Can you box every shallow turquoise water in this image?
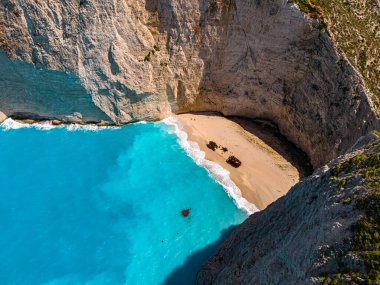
[0,120,246,285]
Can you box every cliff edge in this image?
[0,0,379,167]
[197,132,380,284]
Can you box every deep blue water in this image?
[0,120,246,285]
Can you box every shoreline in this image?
[176,113,305,210]
[0,111,162,127]
[163,116,259,214]
[0,117,123,131]
[1,114,307,212]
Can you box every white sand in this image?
[176,113,300,210]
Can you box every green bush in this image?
[144,52,151,62]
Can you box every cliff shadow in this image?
[0,52,111,123]
[161,225,237,285]
[180,111,314,179]
[227,116,314,178]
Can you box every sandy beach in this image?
[176,113,309,210]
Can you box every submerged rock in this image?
[181,209,191,218]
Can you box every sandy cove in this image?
[176,113,310,211]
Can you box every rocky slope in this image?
[0,0,379,167]
[290,0,380,111]
[197,131,380,284]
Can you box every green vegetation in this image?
[288,0,380,113]
[13,10,21,17]
[144,52,151,62]
[322,134,380,284]
[342,197,351,205]
[288,0,322,19]
[337,179,346,190]
[144,45,160,63]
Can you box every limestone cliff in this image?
[290,0,380,111]
[197,132,380,284]
[0,0,379,167]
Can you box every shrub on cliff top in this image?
[321,134,380,284]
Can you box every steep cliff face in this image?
[197,132,380,284]
[0,0,379,166]
[0,0,173,122]
[177,0,379,167]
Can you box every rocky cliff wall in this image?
[0,0,379,166]
[197,132,380,284]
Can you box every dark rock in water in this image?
[181,209,191,217]
[206,141,218,151]
[226,156,241,168]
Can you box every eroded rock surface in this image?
[0,0,379,166]
[197,133,380,284]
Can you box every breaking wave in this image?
[162,116,259,214]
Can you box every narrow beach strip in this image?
[163,116,259,215]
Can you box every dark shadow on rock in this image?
[228,116,314,178]
[182,111,314,178]
[161,225,237,285]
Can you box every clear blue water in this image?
[0,120,246,285]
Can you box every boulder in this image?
[226,156,242,168]
[206,141,218,151]
[0,111,7,123]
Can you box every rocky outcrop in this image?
[0,111,7,123]
[188,0,380,167]
[0,0,379,166]
[197,132,380,284]
[0,0,172,123]
[290,0,380,111]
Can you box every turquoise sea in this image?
[0,118,252,285]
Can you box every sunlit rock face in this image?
[0,0,379,166]
[0,0,172,123]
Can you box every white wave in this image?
[65,124,119,132]
[1,116,258,214]
[0,118,56,131]
[0,118,120,132]
[134,120,147,125]
[162,116,259,215]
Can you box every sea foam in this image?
[163,116,259,214]
[0,118,119,132]
[1,118,56,131]
[1,117,258,214]
[0,118,247,285]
